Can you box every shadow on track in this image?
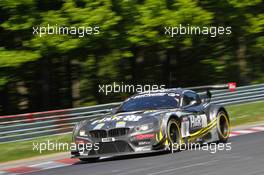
[72,139,235,165]
[73,151,169,165]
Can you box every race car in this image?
[71,85,231,161]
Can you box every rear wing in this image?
[189,82,236,102]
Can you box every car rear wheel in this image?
[167,119,181,152]
[217,111,230,143]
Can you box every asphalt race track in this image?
[26,131,264,175]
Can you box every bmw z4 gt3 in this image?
[71,86,230,161]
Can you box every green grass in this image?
[226,101,264,126]
[0,101,264,163]
[0,134,71,163]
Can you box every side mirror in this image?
[199,90,212,103]
[206,90,212,103]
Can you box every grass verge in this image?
[0,134,71,163]
[0,101,264,163]
[226,101,264,126]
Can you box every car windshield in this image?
[116,93,179,113]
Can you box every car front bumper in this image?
[71,129,166,158]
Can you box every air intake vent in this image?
[108,128,130,137]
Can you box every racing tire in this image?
[167,119,182,152]
[79,157,100,162]
[217,111,230,143]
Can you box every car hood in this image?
[82,109,179,131]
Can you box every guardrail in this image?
[0,83,264,143]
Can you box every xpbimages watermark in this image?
[164,24,232,38]
[98,82,165,95]
[32,24,100,37]
[166,142,232,154]
[32,140,99,154]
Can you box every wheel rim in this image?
[218,113,230,139]
[169,122,179,144]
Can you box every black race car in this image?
[71,85,230,161]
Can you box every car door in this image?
[181,91,208,134]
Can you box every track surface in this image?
[25,131,264,175]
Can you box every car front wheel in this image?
[167,119,182,152]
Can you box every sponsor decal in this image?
[116,121,126,128]
[92,115,142,125]
[138,141,151,145]
[135,147,151,152]
[102,137,115,142]
[168,93,180,97]
[190,115,202,128]
[189,114,207,129]
[134,133,155,140]
[181,116,190,137]
[133,93,167,99]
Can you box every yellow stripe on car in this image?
[188,117,218,142]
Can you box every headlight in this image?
[79,129,87,136]
[135,123,153,131]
